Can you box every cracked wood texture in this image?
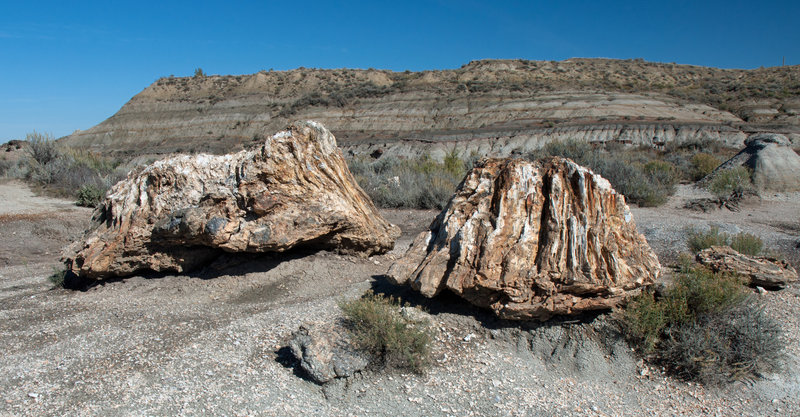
[64,121,399,280]
[388,157,660,320]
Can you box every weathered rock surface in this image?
[63,121,399,279]
[697,246,799,289]
[388,157,660,320]
[706,133,800,192]
[288,323,370,384]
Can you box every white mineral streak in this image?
[64,121,399,279]
[388,157,660,320]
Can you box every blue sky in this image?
[1,0,798,142]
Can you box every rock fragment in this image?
[697,245,798,289]
[288,323,370,384]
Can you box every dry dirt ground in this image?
[0,180,798,416]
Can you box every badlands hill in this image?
[61,58,800,159]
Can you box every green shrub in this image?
[690,153,721,181]
[48,268,66,288]
[76,184,106,207]
[659,304,783,384]
[621,265,781,384]
[729,232,764,256]
[708,166,752,198]
[686,226,730,253]
[339,291,432,374]
[686,226,765,256]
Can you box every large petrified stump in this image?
[388,157,660,320]
[64,121,399,280]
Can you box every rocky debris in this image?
[288,323,370,384]
[63,121,400,279]
[706,133,800,192]
[697,246,799,289]
[388,157,661,320]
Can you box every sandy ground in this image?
[0,181,798,416]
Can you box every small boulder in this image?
[388,157,661,321]
[705,133,800,192]
[696,246,798,289]
[288,323,370,384]
[64,121,400,279]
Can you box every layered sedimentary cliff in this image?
[61,59,800,159]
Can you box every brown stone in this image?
[697,245,798,289]
[63,121,400,280]
[388,157,660,320]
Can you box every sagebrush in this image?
[8,132,128,207]
[348,151,472,209]
[621,264,783,384]
[338,291,432,374]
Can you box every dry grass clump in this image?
[687,226,764,256]
[338,291,432,374]
[621,263,784,384]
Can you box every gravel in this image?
[0,183,798,416]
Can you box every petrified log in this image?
[388,157,660,320]
[64,121,399,279]
[697,246,798,289]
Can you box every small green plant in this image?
[686,226,765,256]
[729,232,764,256]
[707,166,751,198]
[194,67,206,78]
[621,265,781,384]
[48,268,67,288]
[338,290,432,374]
[76,184,106,207]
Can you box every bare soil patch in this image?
[0,181,798,416]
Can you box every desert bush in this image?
[338,290,432,373]
[348,154,468,209]
[686,226,765,256]
[621,265,782,384]
[76,184,106,207]
[26,131,59,166]
[690,153,721,181]
[659,304,783,384]
[707,166,752,198]
[19,132,125,206]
